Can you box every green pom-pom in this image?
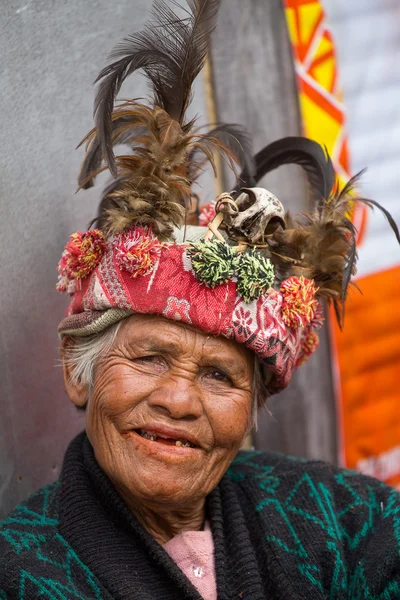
[236,251,275,302]
[188,240,237,288]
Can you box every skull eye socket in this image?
[237,191,254,212]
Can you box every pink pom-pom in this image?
[199,202,216,227]
[114,227,162,278]
[56,229,106,292]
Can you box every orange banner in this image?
[333,266,400,488]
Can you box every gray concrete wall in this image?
[0,0,210,517]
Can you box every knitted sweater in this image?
[1,433,400,599]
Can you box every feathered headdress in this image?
[57,0,399,398]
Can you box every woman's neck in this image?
[117,486,206,545]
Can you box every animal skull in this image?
[228,187,286,244]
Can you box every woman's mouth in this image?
[131,429,199,449]
[137,429,195,447]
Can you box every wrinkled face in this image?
[85,314,254,507]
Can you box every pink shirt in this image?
[164,522,217,600]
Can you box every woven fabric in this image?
[58,236,305,394]
[1,432,400,599]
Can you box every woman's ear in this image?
[60,337,89,408]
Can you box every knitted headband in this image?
[57,0,400,395]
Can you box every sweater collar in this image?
[59,432,204,599]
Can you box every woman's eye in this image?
[135,355,166,368]
[205,369,232,384]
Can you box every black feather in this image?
[333,171,400,245]
[341,227,357,305]
[94,0,221,176]
[188,124,255,182]
[334,298,344,330]
[78,116,146,189]
[355,197,400,244]
[334,170,365,204]
[334,170,400,301]
[237,136,336,204]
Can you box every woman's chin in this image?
[106,432,210,504]
[121,467,204,505]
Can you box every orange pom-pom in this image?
[280,276,319,328]
[296,331,320,367]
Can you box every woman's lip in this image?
[128,424,202,449]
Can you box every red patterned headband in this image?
[57,218,323,395]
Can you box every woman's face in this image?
[81,314,254,506]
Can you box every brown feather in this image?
[79,99,242,239]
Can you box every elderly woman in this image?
[2,1,400,598]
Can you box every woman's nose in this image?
[147,376,203,419]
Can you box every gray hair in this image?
[62,320,269,417]
[63,320,125,387]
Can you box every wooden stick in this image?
[269,251,301,264]
[204,213,224,241]
[203,54,225,198]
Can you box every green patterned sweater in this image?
[1,433,400,599]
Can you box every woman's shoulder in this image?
[0,479,61,538]
[0,479,107,599]
[0,481,61,589]
[227,449,400,596]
